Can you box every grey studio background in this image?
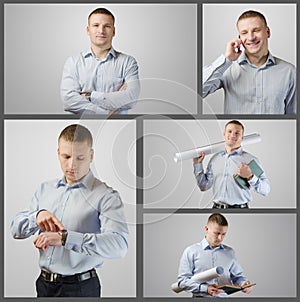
[202,3,296,114]
[4,4,197,115]
[144,119,296,208]
[143,213,297,297]
[4,120,136,297]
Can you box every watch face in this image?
[85,92,91,97]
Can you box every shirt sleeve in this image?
[64,190,129,259]
[229,250,248,286]
[193,162,214,191]
[10,188,41,239]
[202,54,232,98]
[177,248,208,294]
[248,160,270,196]
[90,56,140,112]
[284,65,296,114]
[60,56,109,115]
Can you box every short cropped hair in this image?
[225,120,244,132]
[58,124,93,147]
[88,7,115,24]
[237,10,268,27]
[207,213,228,226]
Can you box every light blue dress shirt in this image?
[203,52,296,114]
[11,170,128,275]
[177,238,248,298]
[194,147,270,205]
[61,47,140,115]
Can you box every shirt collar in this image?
[201,237,224,250]
[238,51,276,67]
[221,146,243,156]
[56,170,95,190]
[83,47,116,59]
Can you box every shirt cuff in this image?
[64,230,84,251]
[199,283,208,293]
[248,174,258,186]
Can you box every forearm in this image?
[177,276,208,293]
[90,79,140,111]
[202,55,231,98]
[194,163,213,191]
[64,230,128,258]
[248,174,270,196]
[61,90,108,114]
[11,210,40,239]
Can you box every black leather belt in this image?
[41,269,96,283]
[213,202,248,209]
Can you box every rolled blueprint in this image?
[174,133,261,163]
[171,266,224,293]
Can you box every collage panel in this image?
[202,3,296,115]
[4,3,197,116]
[4,120,136,297]
[144,119,296,209]
[1,1,299,301]
[144,213,297,298]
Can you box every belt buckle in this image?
[50,273,59,282]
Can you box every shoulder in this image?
[272,56,296,75]
[37,178,60,192]
[114,50,138,64]
[221,244,236,254]
[210,151,224,162]
[64,51,91,64]
[240,150,258,161]
[183,242,201,255]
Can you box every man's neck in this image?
[245,51,269,67]
[225,145,241,155]
[91,45,111,60]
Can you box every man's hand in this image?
[36,210,64,232]
[119,82,127,91]
[237,163,253,179]
[225,38,243,62]
[242,281,254,294]
[33,232,62,251]
[207,284,224,296]
[193,151,205,164]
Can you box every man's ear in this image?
[90,148,94,162]
[266,26,271,38]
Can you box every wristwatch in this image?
[84,92,92,98]
[58,230,68,246]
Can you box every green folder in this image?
[218,283,256,295]
[234,159,264,189]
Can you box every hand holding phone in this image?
[224,37,243,62]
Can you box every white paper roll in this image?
[171,266,224,293]
[174,133,261,163]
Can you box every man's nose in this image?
[98,24,105,32]
[247,31,255,40]
[68,158,76,169]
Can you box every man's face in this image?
[223,123,244,150]
[87,13,115,49]
[205,222,228,248]
[237,16,270,57]
[58,139,94,186]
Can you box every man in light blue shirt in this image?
[193,120,270,208]
[11,124,128,297]
[177,213,253,297]
[61,8,140,115]
[203,10,296,114]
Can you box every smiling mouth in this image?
[246,40,260,47]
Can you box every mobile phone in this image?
[235,35,242,53]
